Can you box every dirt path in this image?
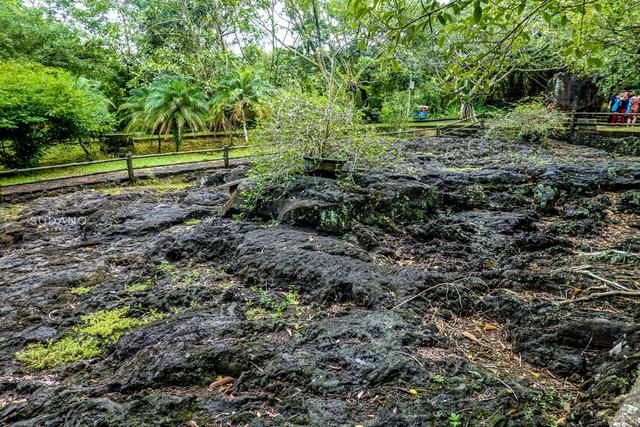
[0,158,248,200]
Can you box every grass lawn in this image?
[0,146,256,186]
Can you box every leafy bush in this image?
[380,91,410,129]
[245,90,394,208]
[0,61,113,167]
[486,102,565,143]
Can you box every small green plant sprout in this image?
[184,218,201,226]
[70,286,92,296]
[189,300,200,308]
[248,288,300,319]
[432,373,446,384]
[448,412,462,427]
[125,281,152,292]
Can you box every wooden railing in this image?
[0,145,249,186]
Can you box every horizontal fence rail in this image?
[0,145,253,188]
[9,112,633,190]
[0,123,445,188]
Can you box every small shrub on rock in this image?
[486,102,565,144]
[245,90,396,211]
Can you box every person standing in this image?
[610,92,629,126]
[627,92,640,126]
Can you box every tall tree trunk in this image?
[460,98,476,120]
[173,128,182,152]
[241,110,249,143]
[78,139,92,159]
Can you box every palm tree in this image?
[121,78,208,152]
[211,70,273,143]
[144,78,209,152]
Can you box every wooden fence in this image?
[0,145,249,186]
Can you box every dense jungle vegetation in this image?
[1,0,639,168]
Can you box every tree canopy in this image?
[2,0,640,164]
[0,61,112,167]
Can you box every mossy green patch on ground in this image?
[0,204,26,222]
[184,218,201,226]
[16,306,164,369]
[77,307,162,340]
[15,336,101,370]
[69,286,92,295]
[124,281,153,292]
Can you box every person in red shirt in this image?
[627,92,640,126]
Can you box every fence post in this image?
[570,110,577,134]
[126,152,135,183]
[436,126,441,137]
[223,145,230,168]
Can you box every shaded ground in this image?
[0,137,639,426]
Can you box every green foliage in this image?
[0,61,113,167]
[245,89,393,210]
[448,412,462,427]
[0,0,124,101]
[15,306,163,369]
[432,374,446,384]
[209,69,273,141]
[121,78,208,152]
[486,102,565,143]
[248,287,300,319]
[380,91,410,129]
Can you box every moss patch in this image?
[15,336,101,370]
[125,281,152,292]
[16,306,164,369]
[70,286,92,296]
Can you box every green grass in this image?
[97,177,193,196]
[0,146,256,186]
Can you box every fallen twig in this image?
[558,290,640,305]
[396,351,424,369]
[573,269,632,292]
[496,377,518,401]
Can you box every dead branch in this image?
[558,290,640,305]
[572,268,632,292]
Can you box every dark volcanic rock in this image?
[0,140,639,426]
